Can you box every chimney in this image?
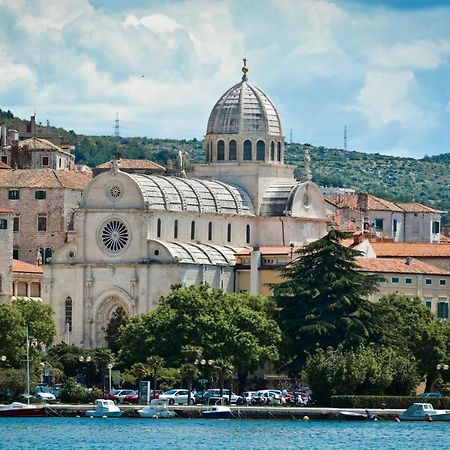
[406,256,413,265]
[357,192,368,212]
[114,152,121,160]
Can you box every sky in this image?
[1,0,450,158]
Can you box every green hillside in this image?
[2,108,450,216]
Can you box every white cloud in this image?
[123,13,182,34]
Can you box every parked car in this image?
[194,389,242,405]
[124,390,162,404]
[158,389,191,405]
[251,390,282,405]
[104,389,137,404]
[238,391,257,405]
[35,384,57,403]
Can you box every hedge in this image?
[331,395,450,409]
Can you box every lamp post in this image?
[437,363,449,383]
[194,358,214,404]
[79,356,92,386]
[107,363,113,393]
[39,362,45,384]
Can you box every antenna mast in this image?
[114,112,120,138]
[344,125,347,151]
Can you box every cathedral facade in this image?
[43,64,328,349]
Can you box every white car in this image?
[205,389,242,405]
[35,385,56,403]
[158,389,191,405]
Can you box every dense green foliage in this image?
[105,307,129,355]
[304,345,418,405]
[273,229,380,373]
[59,377,102,404]
[331,395,450,409]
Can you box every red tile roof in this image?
[357,257,450,275]
[396,202,440,213]
[96,159,165,171]
[12,260,43,274]
[371,242,450,257]
[0,169,91,189]
[0,208,13,213]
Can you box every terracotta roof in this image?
[325,194,403,212]
[396,202,440,213]
[0,161,11,169]
[12,260,43,274]
[357,257,450,275]
[8,137,63,151]
[0,169,91,189]
[0,208,13,213]
[372,242,450,257]
[96,159,166,171]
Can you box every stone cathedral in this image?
[43,63,327,348]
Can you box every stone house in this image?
[0,208,13,303]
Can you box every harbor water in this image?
[0,417,448,449]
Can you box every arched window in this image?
[217,140,225,161]
[257,140,265,161]
[229,140,237,161]
[246,224,251,244]
[44,248,53,264]
[157,218,162,238]
[191,221,196,240]
[227,223,232,242]
[174,220,178,239]
[270,141,275,161]
[208,222,213,241]
[65,297,73,332]
[205,147,210,163]
[277,142,282,161]
[243,140,252,160]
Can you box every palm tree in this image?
[212,359,235,404]
[181,345,203,405]
[147,356,165,400]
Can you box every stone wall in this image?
[0,211,13,303]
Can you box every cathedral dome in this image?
[206,67,282,137]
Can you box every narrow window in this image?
[35,190,46,200]
[374,219,383,231]
[217,140,225,161]
[229,140,237,161]
[433,221,440,234]
[13,217,19,232]
[1,155,7,164]
[437,300,448,319]
[270,141,275,161]
[243,140,252,160]
[42,156,49,166]
[8,189,19,200]
[208,222,213,241]
[157,218,162,238]
[246,224,251,244]
[277,142,281,161]
[65,297,73,332]
[0,219,7,230]
[424,298,432,309]
[227,224,232,242]
[37,215,47,232]
[13,248,19,260]
[205,147,210,163]
[256,140,265,161]
[0,275,2,292]
[191,221,196,240]
[393,219,398,234]
[174,220,178,239]
[44,248,53,264]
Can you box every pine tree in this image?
[273,229,379,374]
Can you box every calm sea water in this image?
[0,417,447,449]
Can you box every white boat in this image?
[138,399,176,418]
[340,410,378,421]
[85,399,123,418]
[202,404,232,419]
[400,403,450,421]
[0,402,46,418]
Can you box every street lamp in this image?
[437,363,449,383]
[194,358,214,404]
[107,363,113,393]
[79,356,92,385]
[39,362,45,384]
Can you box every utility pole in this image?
[114,112,120,138]
[344,125,347,151]
[290,128,293,144]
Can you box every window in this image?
[270,141,275,161]
[0,219,7,229]
[44,248,53,264]
[208,222,213,241]
[412,222,420,234]
[1,155,7,164]
[205,147,210,163]
[42,156,49,166]
[190,221,196,240]
[405,278,413,284]
[8,189,19,200]
[157,218,161,238]
[425,278,432,285]
[432,221,440,234]
[13,217,19,232]
[246,224,251,244]
[37,215,47,232]
[174,220,178,239]
[374,219,384,231]
[217,140,225,161]
[35,190,46,200]
[65,298,73,332]
[437,300,448,319]
[227,223,232,243]
[393,219,398,234]
[13,249,19,260]
[379,276,386,283]
[424,298,432,309]
[229,140,237,160]
[392,277,399,284]
[243,140,252,160]
[277,142,281,161]
[256,140,265,161]
[440,279,446,286]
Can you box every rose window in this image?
[100,219,129,253]
[110,185,121,198]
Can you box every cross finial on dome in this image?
[242,57,248,82]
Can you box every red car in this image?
[104,389,136,404]
[124,390,162,404]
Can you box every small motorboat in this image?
[202,404,232,419]
[85,399,123,418]
[138,399,175,419]
[340,410,378,421]
[400,403,450,421]
[0,402,46,418]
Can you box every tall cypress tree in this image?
[273,229,379,374]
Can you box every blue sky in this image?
[1,0,450,158]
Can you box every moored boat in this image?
[202,404,232,419]
[85,399,123,418]
[340,410,378,421]
[138,399,175,418]
[0,402,46,418]
[400,403,450,421]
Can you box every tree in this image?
[105,307,129,355]
[117,285,281,391]
[272,229,380,374]
[147,356,165,399]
